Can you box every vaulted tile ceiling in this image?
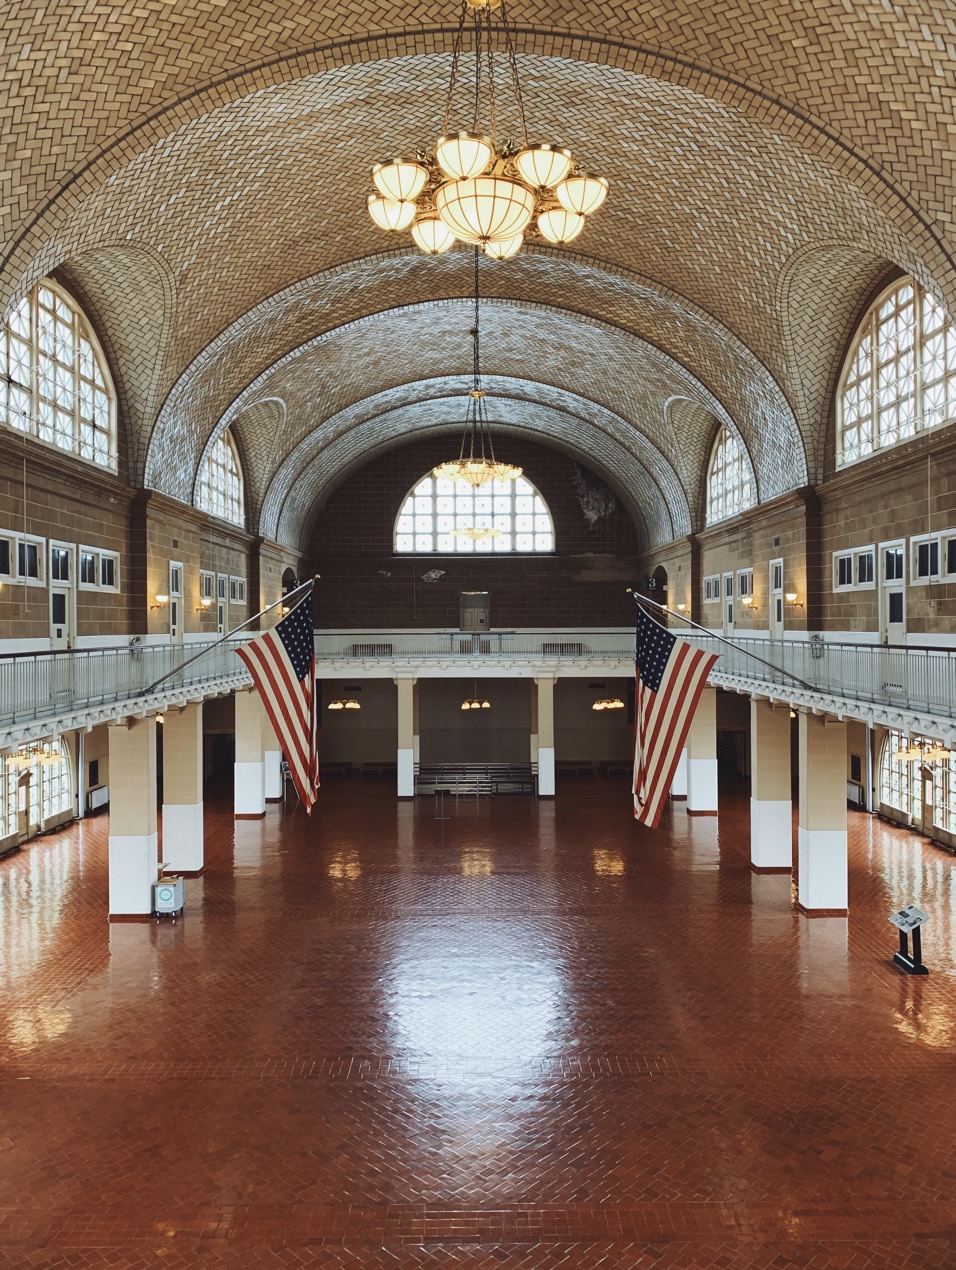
[2,1,953,550]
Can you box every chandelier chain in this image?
[484,8,497,146]
[442,1,470,136]
[499,0,528,145]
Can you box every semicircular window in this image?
[394,472,554,553]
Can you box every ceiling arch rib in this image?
[144,249,805,503]
[265,403,677,554]
[253,374,691,547]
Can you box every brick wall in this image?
[307,437,641,629]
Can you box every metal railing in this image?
[313,629,635,659]
[682,634,956,720]
[0,638,253,727]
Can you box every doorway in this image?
[49,542,75,650]
[879,539,906,645]
[768,558,784,639]
[722,572,734,635]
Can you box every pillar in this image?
[670,749,687,799]
[535,675,555,797]
[235,689,265,818]
[412,682,420,774]
[396,677,415,798]
[262,707,282,802]
[108,716,158,919]
[686,685,718,814]
[162,702,204,875]
[798,712,848,915]
[750,699,792,870]
[529,681,539,768]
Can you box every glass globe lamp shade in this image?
[367,195,417,232]
[461,701,470,711]
[483,234,523,260]
[480,700,491,709]
[435,177,535,244]
[536,207,585,245]
[411,216,457,255]
[514,143,573,189]
[434,132,494,180]
[372,158,429,202]
[555,173,609,216]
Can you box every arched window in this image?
[198,429,244,526]
[706,426,755,524]
[394,472,554,553]
[838,277,956,466]
[1,280,116,469]
[1,739,72,840]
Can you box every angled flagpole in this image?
[630,590,818,692]
[140,575,319,696]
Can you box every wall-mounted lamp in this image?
[785,592,803,609]
[676,602,687,613]
[196,597,213,613]
[741,595,757,610]
[151,593,169,610]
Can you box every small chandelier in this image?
[366,0,608,258]
[433,248,522,488]
[328,698,362,711]
[592,697,625,711]
[893,736,952,763]
[461,681,492,710]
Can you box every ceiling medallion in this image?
[366,0,608,258]
[433,248,522,488]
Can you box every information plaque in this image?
[889,905,930,975]
[888,905,929,933]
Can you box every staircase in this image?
[415,763,537,796]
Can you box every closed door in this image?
[768,558,784,638]
[217,574,228,636]
[879,540,906,645]
[49,544,74,650]
[169,561,183,642]
[722,572,734,634]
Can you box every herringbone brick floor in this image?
[1,780,954,1267]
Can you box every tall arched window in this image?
[880,729,956,835]
[706,426,755,524]
[198,429,244,527]
[838,277,956,466]
[394,472,554,553]
[1,739,72,840]
[1,280,116,469]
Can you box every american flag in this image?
[633,604,718,828]
[236,590,319,813]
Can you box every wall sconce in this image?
[676,602,687,613]
[785,592,803,609]
[151,593,169,610]
[741,595,757,610]
[196,597,212,613]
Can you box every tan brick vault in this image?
[2,3,955,549]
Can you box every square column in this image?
[529,681,539,767]
[235,689,265,819]
[798,712,848,915]
[162,702,204,875]
[535,675,555,797]
[686,685,718,814]
[670,749,687,800]
[750,699,792,871]
[396,677,416,798]
[262,707,283,802]
[108,717,158,919]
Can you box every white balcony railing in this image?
[313,629,635,659]
[0,637,254,727]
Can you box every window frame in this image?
[1,529,47,587]
[736,568,753,598]
[393,470,555,555]
[1,278,117,471]
[703,575,721,602]
[705,425,756,526]
[837,277,956,468]
[910,532,943,585]
[197,428,245,527]
[833,544,875,592]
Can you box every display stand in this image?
[889,905,929,976]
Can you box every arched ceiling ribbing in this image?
[4,5,955,550]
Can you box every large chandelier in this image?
[433,248,522,488]
[366,0,608,258]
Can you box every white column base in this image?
[670,749,688,799]
[397,747,415,798]
[538,746,555,797]
[234,761,265,817]
[161,802,204,873]
[797,826,848,912]
[109,830,159,916]
[687,757,718,813]
[263,749,282,801]
[750,798,792,869]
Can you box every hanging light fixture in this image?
[893,736,953,763]
[434,248,522,488]
[365,0,608,258]
[592,697,625,712]
[461,680,491,710]
[328,698,362,711]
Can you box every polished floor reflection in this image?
[1,780,955,1267]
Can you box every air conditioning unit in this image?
[153,876,184,917]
